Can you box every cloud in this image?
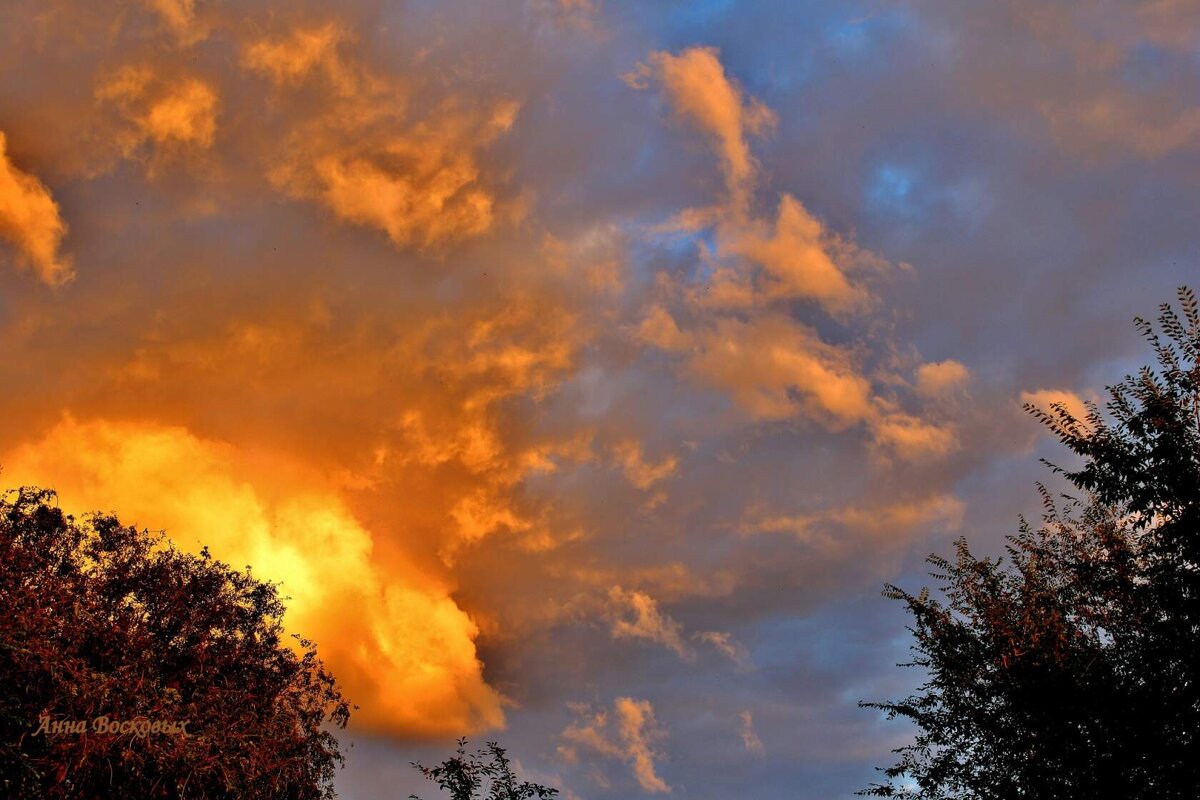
[1042,97,1200,160]
[685,314,875,425]
[631,46,775,199]
[632,47,956,462]
[242,23,353,91]
[0,132,72,286]
[635,305,690,351]
[531,0,606,37]
[144,0,206,45]
[644,311,958,461]
[283,105,519,249]
[738,710,765,757]
[868,410,959,461]
[249,21,524,251]
[1020,388,1096,428]
[742,493,965,553]
[1,417,505,736]
[695,631,750,668]
[915,360,970,398]
[722,194,866,312]
[96,66,218,167]
[561,698,671,794]
[930,0,1200,160]
[614,698,671,795]
[603,591,748,667]
[607,586,691,660]
[612,441,678,490]
[268,98,522,251]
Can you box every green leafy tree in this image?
[410,739,558,800]
[862,287,1200,799]
[0,487,352,799]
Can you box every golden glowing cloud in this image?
[248,21,523,251]
[0,132,71,286]
[271,100,522,249]
[2,418,506,736]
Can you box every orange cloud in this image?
[1020,388,1095,427]
[83,277,593,574]
[614,698,671,794]
[742,493,965,553]
[0,133,71,286]
[242,23,357,94]
[612,441,678,490]
[633,47,957,462]
[561,698,671,794]
[868,410,959,461]
[636,305,690,352]
[96,66,218,166]
[632,46,775,199]
[686,314,875,426]
[916,359,970,397]
[2,418,506,736]
[144,0,206,44]
[641,279,958,461]
[607,586,691,659]
[723,194,866,312]
[247,20,523,251]
[271,99,521,250]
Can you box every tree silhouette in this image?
[862,287,1200,799]
[410,739,558,800]
[0,487,351,799]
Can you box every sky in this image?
[1,1,1199,798]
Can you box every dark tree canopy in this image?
[0,487,351,799]
[411,739,558,800]
[863,287,1200,799]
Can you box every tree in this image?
[410,739,558,800]
[862,287,1200,799]
[0,486,352,799]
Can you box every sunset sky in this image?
[2,1,1199,797]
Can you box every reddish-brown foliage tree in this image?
[862,287,1200,798]
[0,486,351,799]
